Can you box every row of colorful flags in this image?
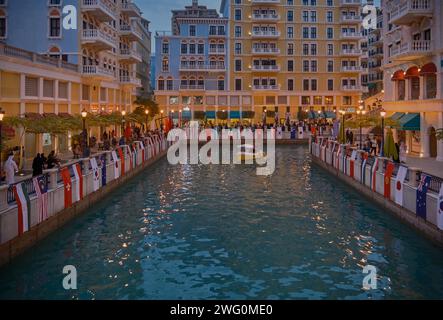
[314,139,443,231]
[12,135,168,236]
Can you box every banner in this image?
[90,157,100,192]
[117,148,125,176]
[394,166,408,206]
[101,154,107,187]
[33,175,48,224]
[61,167,73,209]
[416,174,431,220]
[13,183,31,235]
[371,158,379,191]
[72,163,83,202]
[438,185,443,231]
[350,150,357,178]
[384,162,395,199]
[111,151,120,179]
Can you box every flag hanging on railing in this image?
[101,154,107,187]
[371,158,379,192]
[384,162,395,199]
[335,145,341,169]
[395,166,408,206]
[61,167,72,209]
[33,175,48,223]
[140,141,146,163]
[72,163,83,202]
[117,148,125,176]
[132,143,138,166]
[111,150,120,179]
[342,148,347,174]
[416,174,431,220]
[127,146,133,170]
[350,150,357,178]
[361,153,368,184]
[13,183,31,235]
[438,184,443,231]
[90,157,100,192]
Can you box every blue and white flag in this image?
[437,184,443,231]
[33,175,49,223]
[101,154,107,187]
[416,174,432,220]
[90,157,100,192]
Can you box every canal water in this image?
[0,146,442,300]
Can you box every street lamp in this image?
[380,110,387,156]
[145,109,149,132]
[121,110,126,137]
[0,108,5,182]
[357,109,367,148]
[339,110,346,144]
[81,109,88,157]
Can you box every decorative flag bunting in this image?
[384,162,395,199]
[416,174,431,220]
[394,166,408,206]
[101,154,107,187]
[72,163,83,202]
[117,148,125,176]
[349,150,357,178]
[111,151,120,179]
[61,167,73,209]
[90,157,100,192]
[33,175,48,223]
[371,158,379,192]
[438,184,443,231]
[14,183,31,235]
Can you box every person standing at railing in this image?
[32,153,44,177]
[4,152,18,185]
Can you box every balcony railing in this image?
[179,64,226,71]
[340,32,362,39]
[340,0,361,6]
[251,0,280,4]
[341,84,362,91]
[120,24,142,41]
[81,0,116,22]
[208,48,226,54]
[252,85,279,90]
[252,13,280,20]
[252,47,280,55]
[251,30,280,38]
[120,76,141,86]
[341,15,362,23]
[341,66,362,72]
[252,65,280,72]
[121,1,141,17]
[119,48,142,62]
[389,0,433,25]
[341,49,362,55]
[82,65,115,78]
[180,85,205,90]
[81,29,115,50]
[390,40,432,59]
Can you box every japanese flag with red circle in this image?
[394,166,408,206]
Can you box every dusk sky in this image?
[136,0,381,53]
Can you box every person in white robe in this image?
[4,153,18,185]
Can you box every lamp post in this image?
[145,109,149,133]
[121,110,126,138]
[0,108,5,182]
[81,108,88,158]
[339,110,346,144]
[380,110,386,156]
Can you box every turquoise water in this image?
[0,146,443,300]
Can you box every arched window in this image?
[158,77,165,91]
[420,63,437,99]
[0,9,7,39]
[180,76,188,89]
[162,58,169,72]
[49,9,61,38]
[166,77,173,91]
[391,69,405,101]
[405,66,420,100]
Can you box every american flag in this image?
[416,174,431,220]
[33,175,49,223]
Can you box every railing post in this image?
[408,167,421,187]
[0,185,9,212]
[46,168,59,190]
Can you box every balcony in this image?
[340,0,361,6]
[252,85,279,91]
[82,65,115,80]
[251,65,280,72]
[208,48,226,55]
[340,49,362,56]
[251,30,280,38]
[340,32,363,40]
[389,0,433,25]
[340,15,362,23]
[341,66,362,73]
[121,1,141,17]
[120,75,141,87]
[251,13,280,21]
[251,0,280,4]
[390,40,432,60]
[120,24,143,41]
[341,84,362,91]
[252,47,280,55]
[180,85,205,91]
[119,48,142,63]
[179,64,226,72]
[81,0,117,22]
[81,29,115,51]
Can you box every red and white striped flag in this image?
[14,183,31,235]
[33,175,49,223]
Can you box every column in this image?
[437,112,443,162]
[406,131,412,155]
[420,112,430,158]
[419,75,425,100]
[405,79,411,101]
[436,71,442,100]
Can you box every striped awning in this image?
[397,113,420,131]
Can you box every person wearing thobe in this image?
[4,153,18,185]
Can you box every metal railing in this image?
[7,174,49,205]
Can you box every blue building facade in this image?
[154,0,228,115]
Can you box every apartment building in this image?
[367,6,383,96]
[219,0,364,123]
[0,0,150,164]
[154,0,229,121]
[382,0,443,161]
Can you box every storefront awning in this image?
[230,111,240,119]
[205,111,216,119]
[390,112,405,121]
[397,113,420,131]
[325,111,336,119]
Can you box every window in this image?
[287,60,294,72]
[49,15,61,38]
[303,27,309,39]
[198,43,204,54]
[288,79,294,91]
[167,79,173,91]
[235,26,242,38]
[218,26,225,35]
[162,42,169,54]
[303,43,309,55]
[209,26,216,35]
[82,85,90,100]
[0,13,6,38]
[310,44,317,56]
[311,60,317,72]
[25,77,38,97]
[43,79,54,98]
[311,79,317,91]
[327,0,333,6]
[310,11,317,22]
[189,25,196,37]
[162,59,169,72]
[235,9,242,21]
[327,11,333,23]
[218,79,225,91]
[181,43,187,54]
[301,96,310,105]
[314,96,322,105]
[158,79,165,90]
[235,78,242,91]
[327,44,333,56]
[287,27,293,39]
[343,96,352,105]
[287,43,294,55]
[287,11,293,22]
[325,96,333,105]
[303,79,310,91]
[310,27,317,39]
[235,59,242,72]
[235,42,242,54]
[327,60,334,72]
[327,28,333,39]
[58,82,68,99]
[303,60,309,72]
